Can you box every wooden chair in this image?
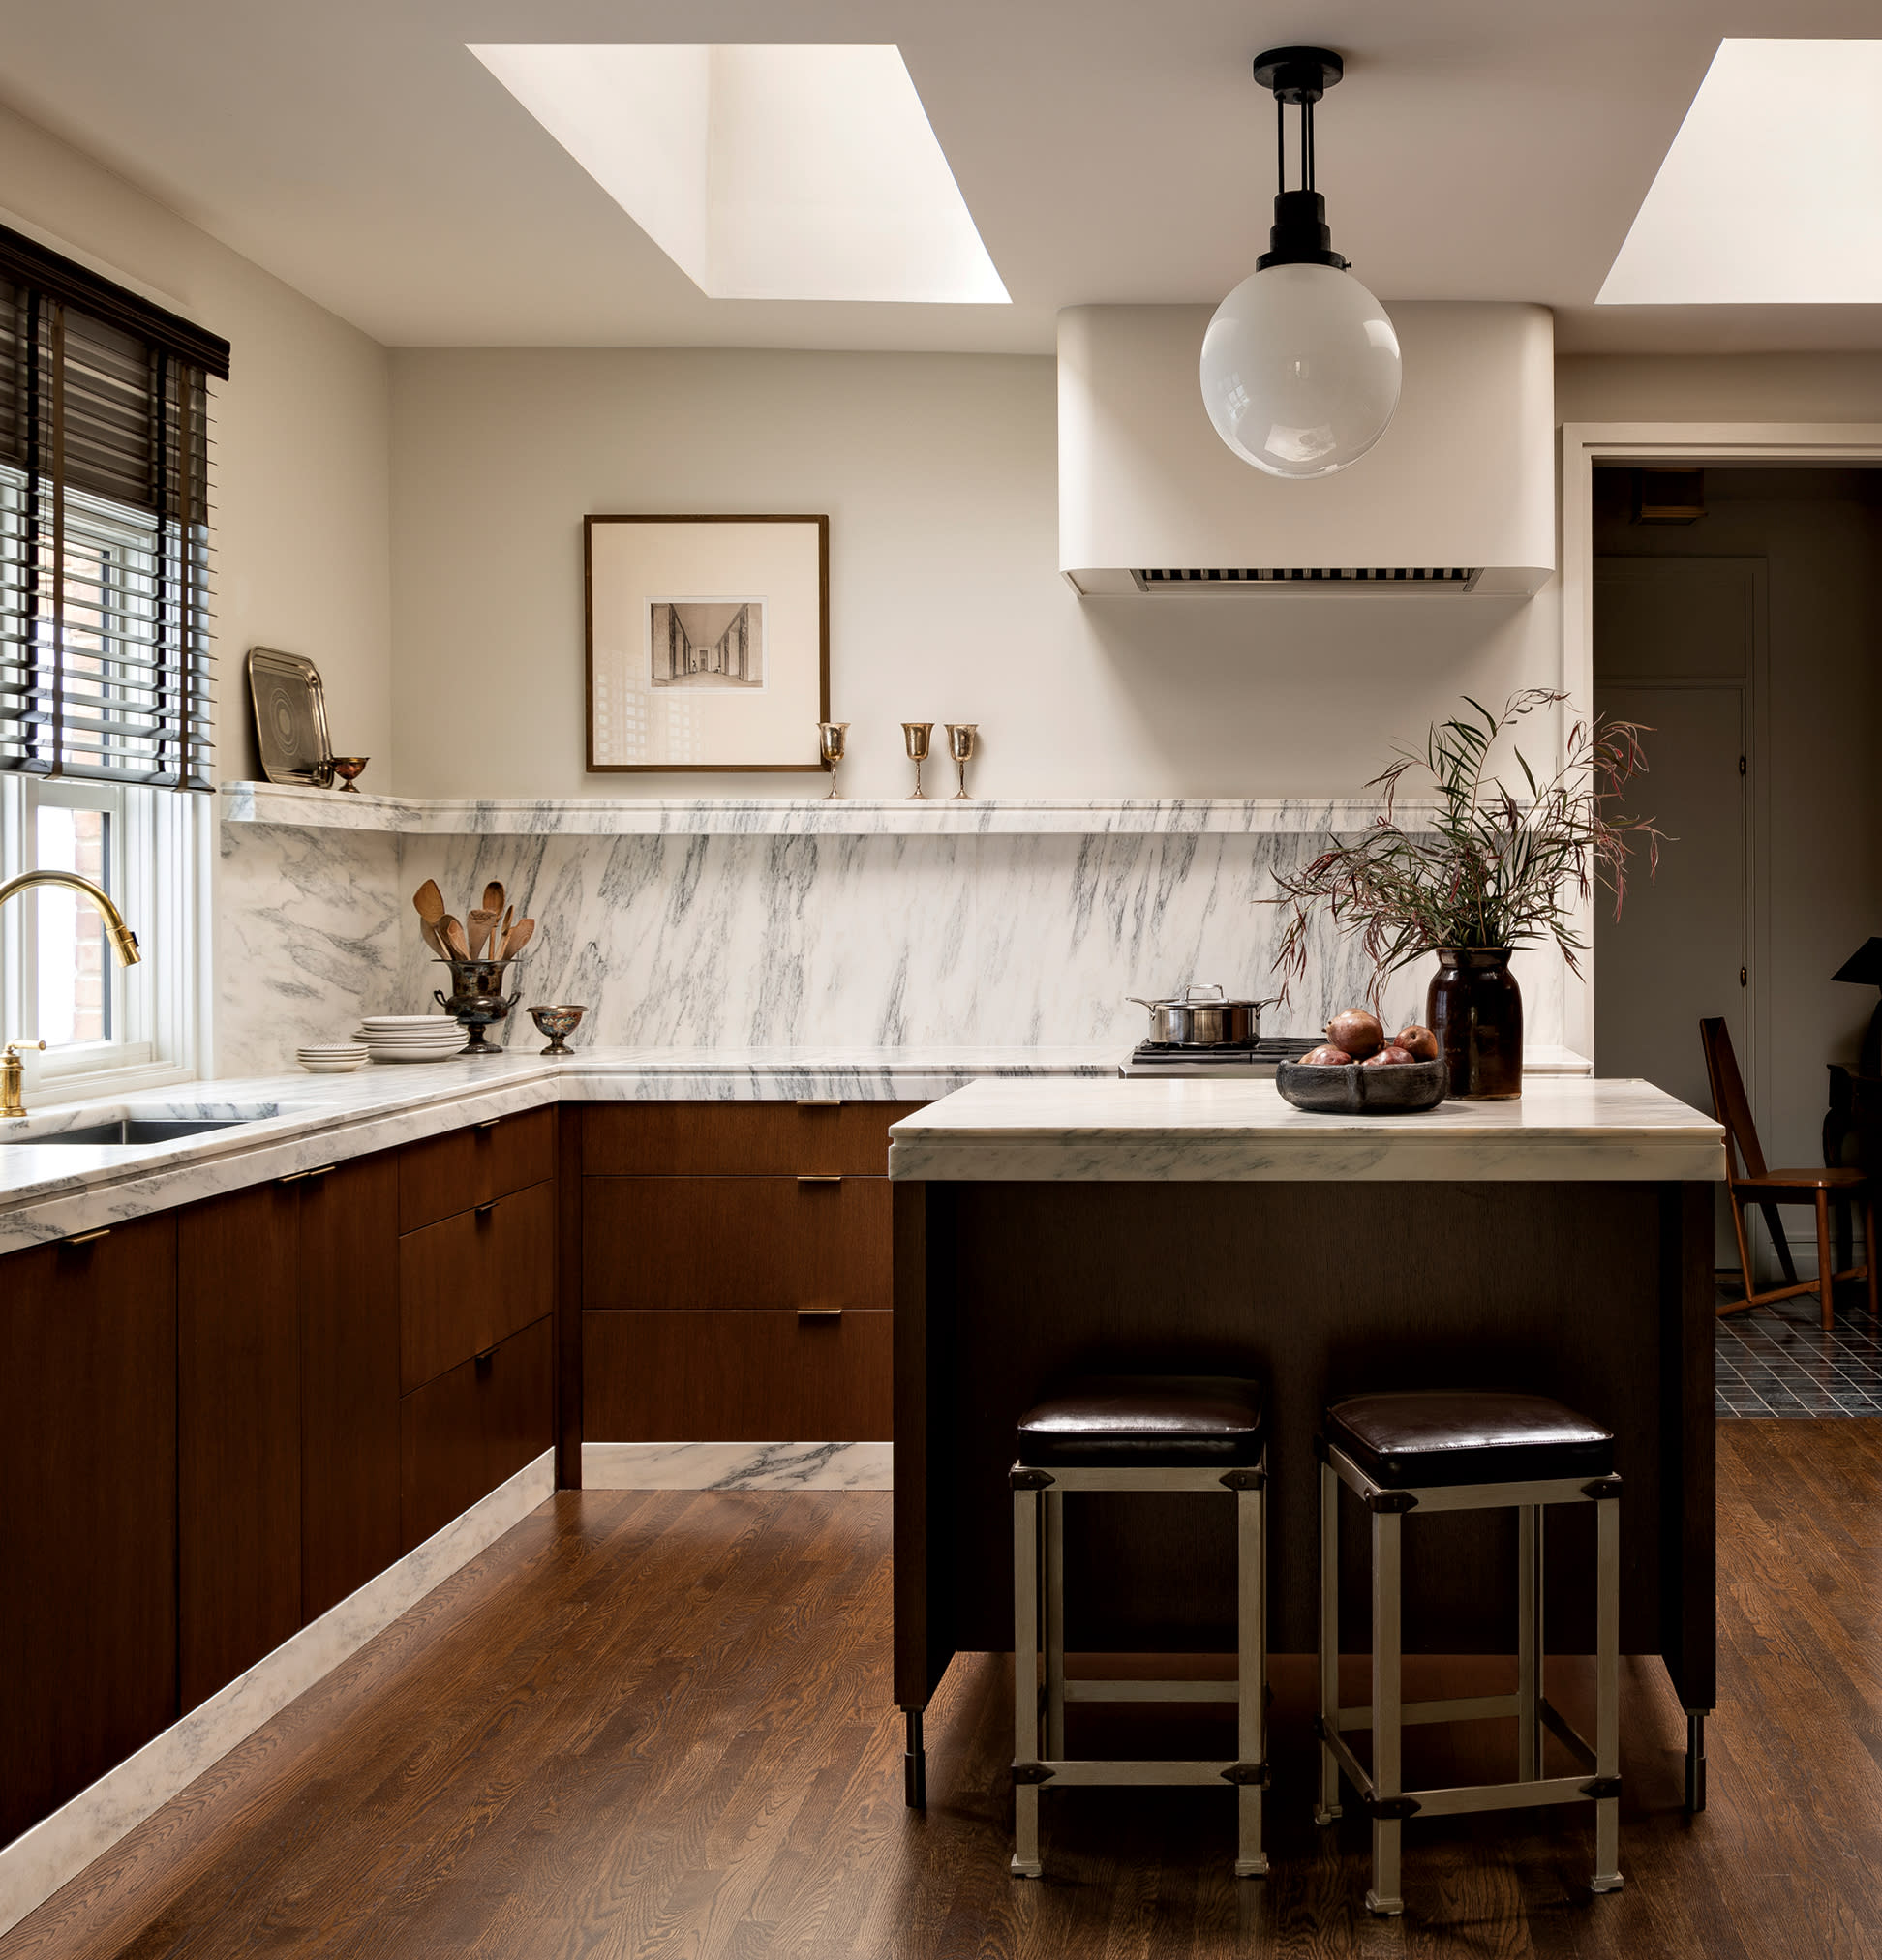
[1700,1017,1878,1328]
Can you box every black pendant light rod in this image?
[1253,45,1349,271]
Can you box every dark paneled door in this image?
[0,1214,179,1845]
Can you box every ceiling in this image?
[2,0,1881,355]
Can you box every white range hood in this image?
[1058,302,1554,597]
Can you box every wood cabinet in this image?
[580,1101,920,1444]
[299,1154,402,1622]
[177,1182,302,1712]
[399,1106,555,1233]
[0,1212,179,1847]
[400,1178,554,1393]
[401,1315,553,1551]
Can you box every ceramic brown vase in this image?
[1427,947,1523,1100]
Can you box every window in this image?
[0,224,227,1095]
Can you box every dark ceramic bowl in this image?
[1275,1055,1449,1115]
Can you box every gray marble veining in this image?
[0,1047,1120,1253]
[583,1441,893,1491]
[216,804,1570,1079]
[887,1076,1727,1184]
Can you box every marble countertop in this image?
[0,1044,1120,1254]
[886,1075,1727,1183]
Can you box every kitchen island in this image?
[887,1075,1726,1812]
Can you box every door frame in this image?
[1559,422,1882,1068]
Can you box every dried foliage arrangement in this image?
[1270,689,1664,1004]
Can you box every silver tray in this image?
[247,647,332,787]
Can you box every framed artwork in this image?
[585,514,830,771]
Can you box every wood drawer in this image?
[582,1101,924,1177]
[584,1309,891,1440]
[400,1315,552,1552]
[399,1104,555,1234]
[399,1178,554,1394]
[584,1175,890,1312]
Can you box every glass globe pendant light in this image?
[1199,47,1401,478]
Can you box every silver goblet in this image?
[902,722,933,799]
[944,722,978,800]
[818,721,850,800]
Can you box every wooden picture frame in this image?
[584,514,831,772]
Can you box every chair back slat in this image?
[1700,1017,1766,1180]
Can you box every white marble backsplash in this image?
[217,818,1567,1076]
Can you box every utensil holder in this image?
[432,956,526,1054]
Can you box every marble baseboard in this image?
[582,1441,893,1491]
[0,1450,555,1942]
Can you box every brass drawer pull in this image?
[796,1098,841,1109]
[65,1225,111,1247]
[797,1173,843,1187]
[474,1117,501,1131]
[474,1199,499,1220]
[797,1306,842,1323]
[474,1343,499,1372]
[277,1164,336,1186]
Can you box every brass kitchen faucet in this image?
[0,870,141,1117]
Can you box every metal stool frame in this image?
[1315,1441,1623,1915]
[1011,1456,1269,1879]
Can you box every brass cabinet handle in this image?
[797,1173,843,1186]
[65,1225,111,1247]
[277,1164,336,1186]
[796,1099,841,1109]
[474,1117,501,1131]
[473,1344,499,1371]
[797,1306,842,1322]
[474,1199,499,1220]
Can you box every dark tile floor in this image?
[1716,1281,1882,1416]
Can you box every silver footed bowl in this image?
[529,1004,587,1056]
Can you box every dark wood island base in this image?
[892,1170,1718,1821]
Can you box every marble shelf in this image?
[219,783,1433,838]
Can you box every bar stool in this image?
[1315,1390,1623,1915]
[1010,1374,1268,1879]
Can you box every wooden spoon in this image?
[411,880,447,956]
[501,917,535,959]
[483,880,505,920]
[440,915,470,961]
[468,907,499,958]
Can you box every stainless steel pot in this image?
[1128,983,1277,1047]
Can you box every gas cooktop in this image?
[1119,1036,1320,1079]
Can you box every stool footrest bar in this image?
[1025,1759,1243,1788]
[1334,1692,1522,1731]
[1064,1678,1242,1704]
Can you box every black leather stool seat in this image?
[1017,1375,1265,1467]
[1324,1390,1614,1489]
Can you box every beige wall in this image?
[388,347,1563,801]
[1559,353,1882,425]
[0,104,393,781]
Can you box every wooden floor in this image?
[8,1421,1882,1958]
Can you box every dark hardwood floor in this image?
[8,1421,1882,1958]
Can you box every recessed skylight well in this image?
[468,43,1010,305]
[1599,38,1882,305]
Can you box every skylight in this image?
[1599,39,1882,305]
[468,44,1010,305]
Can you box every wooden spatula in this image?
[501,917,535,959]
[440,915,470,960]
[411,880,447,956]
[468,908,499,959]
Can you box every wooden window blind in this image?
[0,223,229,790]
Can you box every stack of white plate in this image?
[296,1040,369,1074]
[356,1015,467,1065]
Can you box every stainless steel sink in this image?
[24,1117,251,1146]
